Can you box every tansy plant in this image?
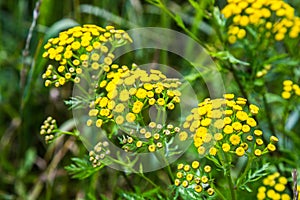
[40,24,187,177]
[173,94,278,199]
[39,23,294,199]
[211,0,300,104]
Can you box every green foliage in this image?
[65,157,103,180]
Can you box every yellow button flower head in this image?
[174,161,214,195]
[182,94,277,158]
[222,0,300,44]
[281,79,300,99]
[257,172,291,200]
[42,24,132,87]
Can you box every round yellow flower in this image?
[192,161,200,169]
[254,149,262,156]
[179,131,188,141]
[247,118,257,127]
[177,163,184,170]
[174,179,181,186]
[267,143,276,151]
[222,143,231,152]
[119,90,130,102]
[201,118,212,126]
[256,139,264,146]
[148,144,156,152]
[254,129,263,136]
[207,188,214,196]
[126,113,136,122]
[194,185,203,193]
[204,165,211,173]
[214,119,225,129]
[224,93,235,99]
[281,91,291,99]
[235,147,245,156]
[145,132,151,139]
[95,119,103,127]
[214,133,223,141]
[232,121,242,131]
[186,174,194,181]
[136,88,147,99]
[115,115,124,125]
[182,180,189,188]
[230,134,241,145]
[86,119,93,126]
[281,193,291,200]
[278,176,288,184]
[209,147,217,156]
[183,164,190,172]
[114,104,125,113]
[223,125,233,134]
[176,171,183,179]
[148,98,156,105]
[236,111,248,121]
[274,183,285,192]
[257,192,266,199]
[198,146,206,155]
[157,98,165,106]
[242,124,250,133]
[136,141,143,148]
[201,176,208,183]
[283,80,293,86]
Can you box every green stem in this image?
[139,172,168,197]
[213,185,227,200]
[236,156,253,188]
[159,150,174,183]
[223,153,237,200]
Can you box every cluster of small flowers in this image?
[281,80,300,99]
[221,0,300,44]
[86,63,131,127]
[89,141,110,167]
[181,94,278,157]
[257,172,292,200]
[42,25,132,87]
[120,121,181,153]
[40,116,57,143]
[256,64,272,78]
[87,67,182,127]
[174,161,214,196]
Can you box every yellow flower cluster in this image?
[121,121,181,153]
[181,94,278,157]
[86,63,130,127]
[281,80,300,99]
[89,141,110,167]
[42,24,132,87]
[174,161,214,196]
[221,0,300,44]
[257,172,292,200]
[40,116,57,143]
[87,67,182,127]
[256,64,272,78]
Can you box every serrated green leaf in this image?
[64,157,103,180]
